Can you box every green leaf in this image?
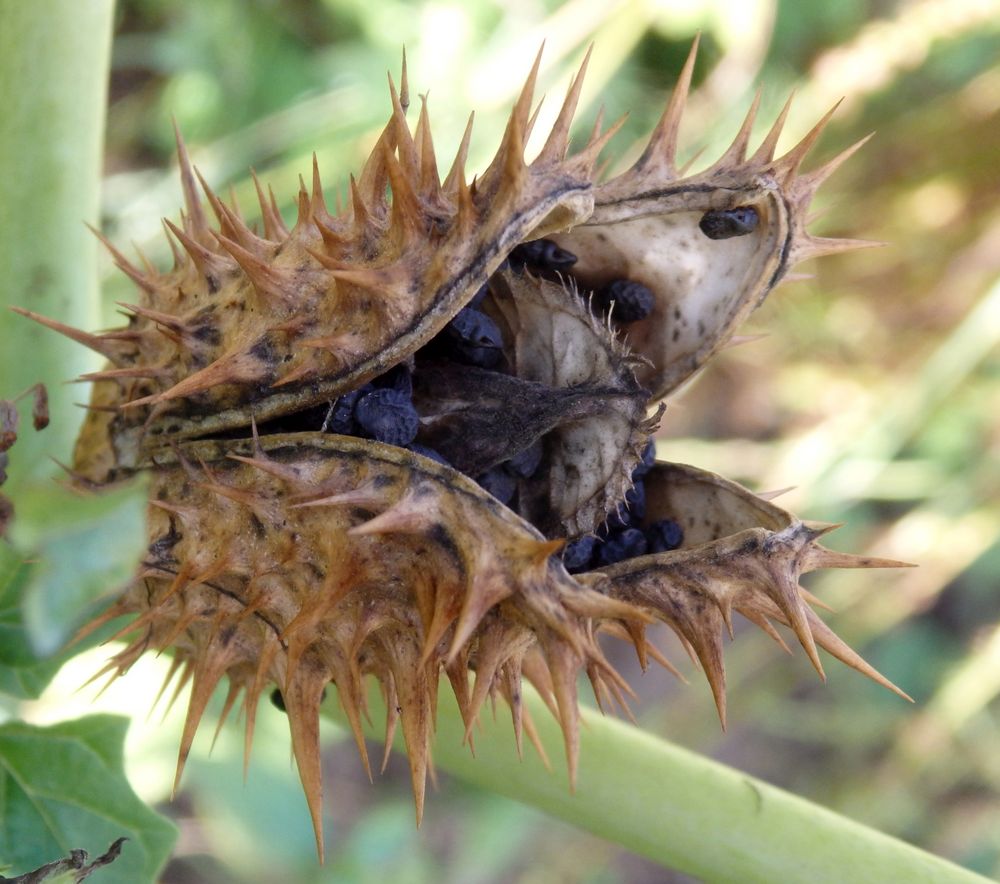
[9,478,149,657]
[0,546,64,700]
[0,716,176,883]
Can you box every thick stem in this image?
[0,0,115,471]
[324,685,989,883]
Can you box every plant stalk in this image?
[0,0,116,471]
[324,685,990,883]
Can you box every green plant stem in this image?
[0,0,115,472]
[324,685,989,883]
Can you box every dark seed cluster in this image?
[561,440,684,573]
[320,244,682,574]
[513,239,656,326]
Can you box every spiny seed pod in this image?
[17,39,911,860]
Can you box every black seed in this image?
[608,481,646,530]
[376,363,413,396]
[632,439,656,479]
[699,206,759,240]
[510,238,577,272]
[626,482,646,520]
[325,388,363,435]
[506,439,544,479]
[597,528,648,566]
[646,518,684,553]
[469,283,490,308]
[476,466,516,505]
[355,388,420,447]
[563,535,597,573]
[596,279,655,323]
[444,307,504,368]
[409,444,450,466]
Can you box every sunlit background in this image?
[17,0,1000,880]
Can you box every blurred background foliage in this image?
[14,0,1000,880]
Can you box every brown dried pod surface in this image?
[19,41,912,858]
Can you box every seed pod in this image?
[16,41,906,859]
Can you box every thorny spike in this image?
[162,218,230,282]
[635,34,699,173]
[227,184,242,218]
[803,545,915,573]
[774,578,825,680]
[454,166,475,238]
[574,113,628,172]
[587,106,606,150]
[416,97,441,199]
[711,87,762,169]
[382,140,423,240]
[194,168,234,235]
[86,224,156,294]
[9,307,123,362]
[311,153,330,219]
[723,333,769,350]
[545,645,581,788]
[117,301,186,334]
[750,92,795,165]
[537,44,593,165]
[283,669,330,861]
[161,219,185,268]
[348,174,371,234]
[772,99,844,182]
[173,639,235,797]
[738,608,793,654]
[251,170,287,241]
[798,132,875,196]
[515,44,545,134]
[197,168,272,254]
[210,680,243,754]
[525,98,544,145]
[349,488,439,536]
[78,366,169,382]
[123,346,270,408]
[213,232,294,305]
[294,180,312,230]
[757,486,795,501]
[148,655,186,722]
[134,241,158,277]
[387,73,419,181]
[267,185,289,236]
[442,112,474,195]
[803,606,913,702]
[172,119,210,241]
[792,235,887,264]
[485,43,542,186]
[399,47,409,113]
